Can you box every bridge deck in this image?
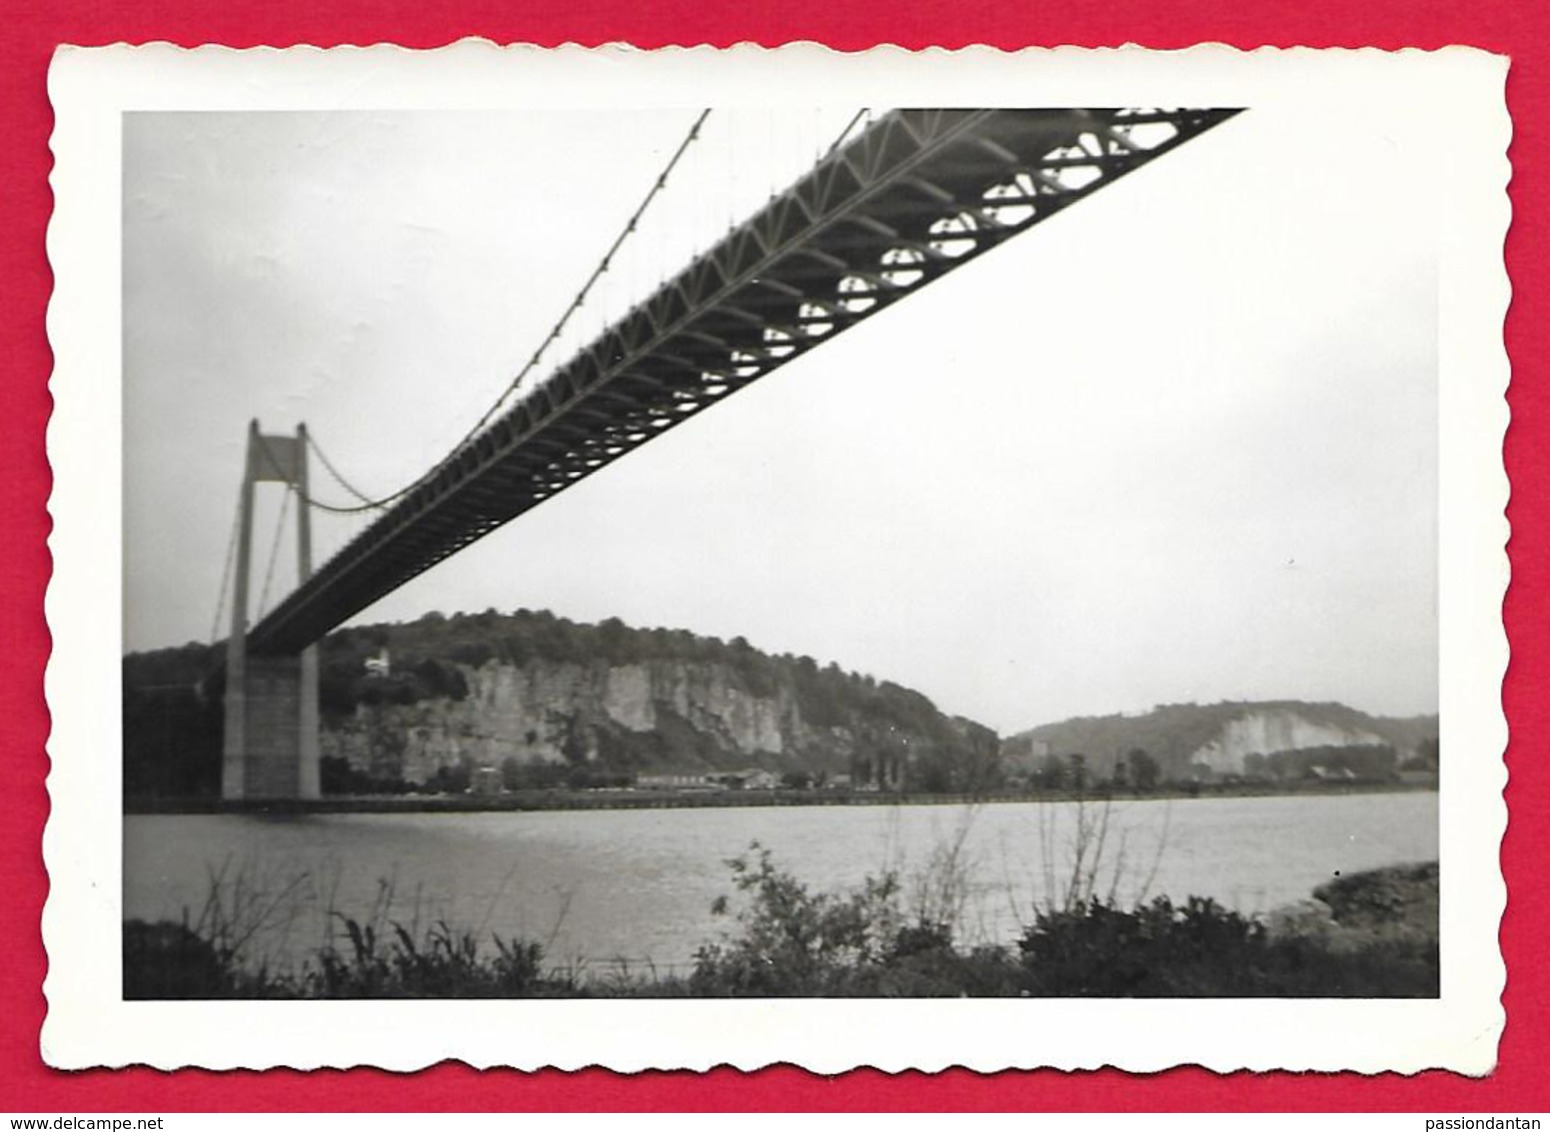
[248,107,1240,655]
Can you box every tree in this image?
[424,761,471,794]
[1126,748,1160,792]
[597,617,634,663]
[561,718,592,764]
[500,756,525,791]
[1068,753,1089,794]
[1038,753,1068,792]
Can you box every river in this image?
[123,791,1437,975]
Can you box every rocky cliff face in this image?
[1188,710,1387,775]
[322,657,863,784]
[119,609,1001,798]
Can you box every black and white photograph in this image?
[42,43,1507,1072]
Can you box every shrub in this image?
[686,843,1023,997]
[689,844,905,995]
[1016,895,1438,997]
[123,919,239,998]
[1018,895,1265,995]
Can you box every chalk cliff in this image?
[1187,710,1387,775]
[321,658,859,783]
[310,610,998,789]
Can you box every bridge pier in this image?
[225,652,320,799]
[221,420,320,801]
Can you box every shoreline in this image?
[125,777,1438,817]
[123,858,1441,999]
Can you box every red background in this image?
[1,1,1541,1112]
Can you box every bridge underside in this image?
[248,106,1240,657]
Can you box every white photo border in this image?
[42,41,1510,1073]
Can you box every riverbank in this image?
[123,857,1439,999]
[126,777,1438,816]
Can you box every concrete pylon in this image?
[221,420,321,801]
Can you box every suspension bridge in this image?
[216,106,1241,800]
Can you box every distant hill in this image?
[123,609,999,798]
[1004,700,1439,783]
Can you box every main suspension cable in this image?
[250,431,370,517]
[294,107,715,516]
[247,109,874,536]
[306,431,379,506]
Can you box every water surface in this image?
[124,791,1438,974]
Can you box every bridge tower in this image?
[221,420,321,801]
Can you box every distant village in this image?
[466,763,797,797]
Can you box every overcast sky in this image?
[122,104,1438,734]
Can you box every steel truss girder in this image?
[248,106,1241,655]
